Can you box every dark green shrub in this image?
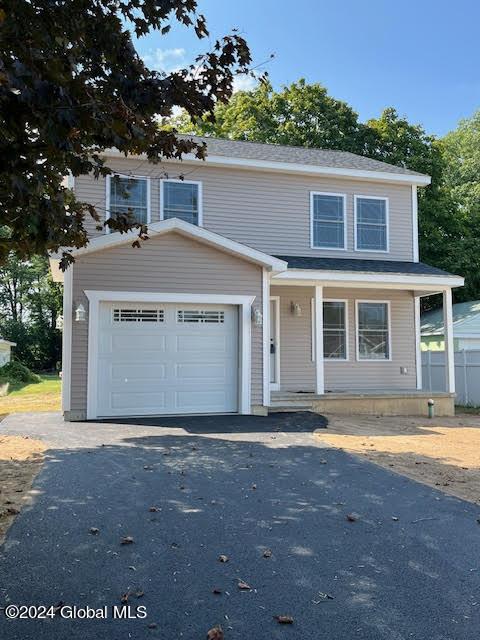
[0,361,41,384]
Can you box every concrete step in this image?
[269,403,314,412]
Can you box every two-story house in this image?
[50,136,463,420]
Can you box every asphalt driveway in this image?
[1,412,479,640]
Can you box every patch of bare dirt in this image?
[317,414,480,504]
[0,435,45,543]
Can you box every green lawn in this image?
[0,374,61,415]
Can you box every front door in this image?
[270,297,280,390]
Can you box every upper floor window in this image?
[356,301,391,361]
[323,300,348,360]
[355,196,388,252]
[107,175,150,225]
[311,192,346,250]
[161,180,202,226]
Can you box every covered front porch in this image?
[262,257,463,416]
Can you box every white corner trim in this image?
[355,299,392,362]
[314,286,325,394]
[323,298,349,361]
[160,178,203,226]
[105,174,151,232]
[58,218,287,273]
[84,291,255,419]
[61,265,73,412]
[102,148,432,186]
[412,185,419,262]
[310,191,347,251]
[414,296,423,390]
[354,195,390,253]
[262,269,270,406]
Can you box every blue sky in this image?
[134,0,480,136]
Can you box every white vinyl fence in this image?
[422,350,480,406]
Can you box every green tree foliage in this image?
[442,111,480,301]
[0,0,252,268]
[0,255,62,370]
[175,79,369,152]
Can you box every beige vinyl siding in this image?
[271,286,416,393]
[70,232,263,415]
[76,158,414,261]
[271,286,316,392]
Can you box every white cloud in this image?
[232,74,257,93]
[142,47,187,73]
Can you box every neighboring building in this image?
[50,136,464,420]
[421,300,480,351]
[0,339,16,366]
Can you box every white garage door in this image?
[97,302,238,417]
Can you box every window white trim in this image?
[355,299,392,362]
[84,291,255,419]
[323,299,349,361]
[105,174,151,232]
[310,191,347,250]
[160,178,203,226]
[354,195,389,253]
[269,295,280,391]
[61,265,73,412]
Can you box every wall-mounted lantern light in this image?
[252,307,263,326]
[56,316,64,330]
[75,303,86,322]
[290,302,302,317]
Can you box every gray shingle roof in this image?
[181,135,427,178]
[275,255,454,277]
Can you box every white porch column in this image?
[443,287,455,393]
[314,285,324,394]
[414,296,423,390]
[262,268,271,406]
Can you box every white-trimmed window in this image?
[323,300,348,360]
[310,192,346,250]
[355,196,388,252]
[107,175,150,225]
[161,180,202,226]
[356,301,391,361]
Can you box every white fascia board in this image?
[102,149,431,187]
[0,339,16,347]
[272,269,464,290]
[51,218,288,273]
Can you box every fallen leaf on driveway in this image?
[207,625,224,639]
[218,554,229,563]
[263,549,272,558]
[212,588,222,595]
[346,514,358,522]
[313,592,334,603]
[120,536,134,545]
[120,592,129,603]
[237,580,251,590]
[392,516,399,521]
[149,506,160,512]
[89,527,99,535]
[148,622,158,629]
[274,615,294,624]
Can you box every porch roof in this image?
[275,255,453,277]
[272,255,464,291]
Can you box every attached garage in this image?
[96,302,238,417]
